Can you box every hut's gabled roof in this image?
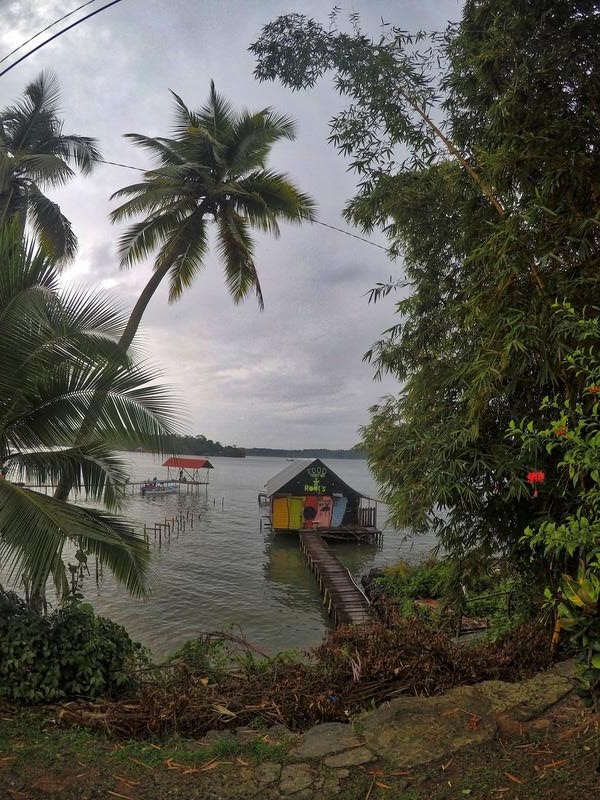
[265,459,311,495]
[265,458,363,500]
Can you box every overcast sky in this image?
[1,0,462,449]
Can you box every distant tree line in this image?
[245,447,366,460]
[167,434,246,458]
[160,437,365,459]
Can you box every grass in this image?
[0,707,290,764]
[1,697,599,799]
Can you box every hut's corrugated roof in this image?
[264,459,312,496]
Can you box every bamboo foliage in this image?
[251,3,600,565]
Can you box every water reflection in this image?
[263,533,329,615]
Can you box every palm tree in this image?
[0,222,178,605]
[0,71,101,263]
[110,80,316,351]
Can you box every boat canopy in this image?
[162,456,214,469]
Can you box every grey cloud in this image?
[0,0,460,448]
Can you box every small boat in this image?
[140,480,178,496]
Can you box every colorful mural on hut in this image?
[264,459,378,536]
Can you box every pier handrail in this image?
[345,567,371,605]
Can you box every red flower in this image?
[526,470,546,485]
[554,424,568,437]
[526,470,546,499]
[587,385,600,396]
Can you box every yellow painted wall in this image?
[271,496,306,529]
[271,496,289,529]
[288,497,305,529]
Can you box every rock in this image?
[323,747,375,768]
[265,722,293,742]
[199,729,226,744]
[253,788,281,800]
[181,738,207,752]
[360,685,497,768]
[321,770,348,796]
[552,659,575,679]
[287,790,314,800]
[279,763,317,795]
[235,726,261,742]
[289,722,361,761]
[254,762,282,785]
[478,668,573,722]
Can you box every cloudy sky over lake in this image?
[1,0,461,449]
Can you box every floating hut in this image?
[263,459,381,542]
[163,456,214,485]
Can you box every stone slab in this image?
[254,761,281,786]
[323,747,375,768]
[478,668,573,722]
[360,685,497,768]
[289,722,362,761]
[279,763,317,795]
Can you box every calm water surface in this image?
[20,455,438,659]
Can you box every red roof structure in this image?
[162,457,214,469]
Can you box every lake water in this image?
[10,454,438,659]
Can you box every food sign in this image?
[304,465,328,493]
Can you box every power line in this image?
[100,158,147,172]
[0,0,99,66]
[313,219,389,251]
[0,5,387,254]
[0,0,127,79]
[97,157,389,252]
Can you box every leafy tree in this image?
[510,304,600,705]
[251,3,600,568]
[110,80,316,351]
[0,223,177,604]
[0,71,101,262]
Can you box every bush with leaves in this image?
[0,586,144,703]
[375,556,529,636]
[252,2,600,578]
[509,304,600,707]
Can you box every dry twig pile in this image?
[57,618,553,739]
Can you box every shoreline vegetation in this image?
[132,433,367,459]
[0,559,558,732]
[1,564,589,800]
[2,686,596,800]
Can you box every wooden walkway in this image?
[299,531,372,626]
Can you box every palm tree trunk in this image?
[117,263,170,352]
[53,264,170,501]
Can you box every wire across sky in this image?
[1,1,390,254]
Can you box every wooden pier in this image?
[299,531,372,626]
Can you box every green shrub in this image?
[377,558,452,601]
[375,558,531,636]
[167,636,231,681]
[0,587,144,703]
